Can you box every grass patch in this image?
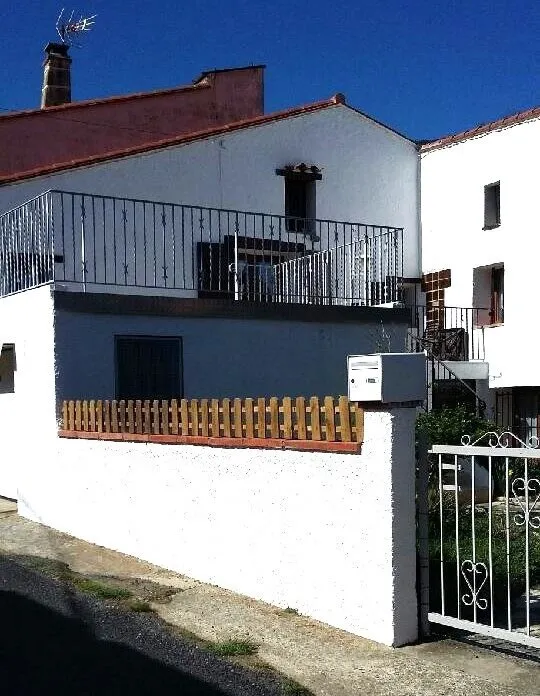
[71,577,133,600]
[282,607,299,615]
[281,678,314,695]
[211,638,259,657]
[128,599,153,612]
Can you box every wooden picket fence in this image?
[61,396,364,443]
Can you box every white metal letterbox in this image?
[347,352,426,403]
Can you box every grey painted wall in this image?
[54,309,408,400]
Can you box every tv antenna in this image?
[56,9,97,46]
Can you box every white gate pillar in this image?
[361,404,419,646]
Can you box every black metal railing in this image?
[407,305,487,361]
[0,190,404,306]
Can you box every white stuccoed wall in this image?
[421,117,540,388]
[0,286,57,499]
[0,105,420,278]
[18,407,418,647]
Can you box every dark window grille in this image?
[285,178,313,233]
[490,266,504,324]
[484,181,501,229]
[115,336,182,400]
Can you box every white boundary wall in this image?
[18,407,418,647]
[0,286,57,499]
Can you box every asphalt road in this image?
[0,556,284,695]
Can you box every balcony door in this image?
[197,236,305,302]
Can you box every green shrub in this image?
[417,404,496,448]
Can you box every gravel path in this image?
[0,556,283,695]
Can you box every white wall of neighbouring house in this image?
[0,286,57,499]
[0,105,420,279]
[18,407,418,647]
[421,117,540,389]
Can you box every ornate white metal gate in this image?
[426,431,540,649]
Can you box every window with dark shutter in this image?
[115,336,183,400]
[484,182,501,229]
[276,165,321,233]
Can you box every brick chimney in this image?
[41,43,72,108]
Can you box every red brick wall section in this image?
[0,67,265,179]
[421,269,451,328]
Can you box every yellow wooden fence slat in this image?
[135,400,143,434]
[282,397,292,439]
[324,396,336,442]
[310,396,321,440]
[119,400,127,432]
[233,398,242,438]
[89,400,96,432]
[200,399,209,437]
[354,404,365,443]
[127,400,135,434]
[161,399,169,435]
[111,400,118,433]
[170,398,178,435]
[211,399,220,437]
[244,398,254,439]
[82,400,89,431]
[190,399,199,437]
[222,398,231,438]
[269,397,279,439]
[295,397,306,440]
[96,400,103,433]
[152,400,160,435]
[104,400,111,433]
[256,398,265,438]
[338,395,351,442]
[143,400,151,434]
[178,399,187,436]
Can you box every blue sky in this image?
[1,0,539,139]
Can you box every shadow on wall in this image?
[0,560,233,696]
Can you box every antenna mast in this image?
[56,8,97,46]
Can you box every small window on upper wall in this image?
[0,344,16,394]
[285,178,313,232]
[276,165,321,233]
[484,181,500,229]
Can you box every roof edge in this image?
[421,104,540,152]
[193,64,266,84]
[0,64,267,122]
[0,81,211,121]
[0,98,340,186]
[344,103,415,143]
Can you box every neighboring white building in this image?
[420,106,540,438]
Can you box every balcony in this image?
[0,191,403,307]
[408,305,488,363]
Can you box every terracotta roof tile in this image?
[0,97,341,186]
[421,104,540,152]
[0,65,265,122]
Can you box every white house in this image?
[0,81,419,500]
[420,105,540,439]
